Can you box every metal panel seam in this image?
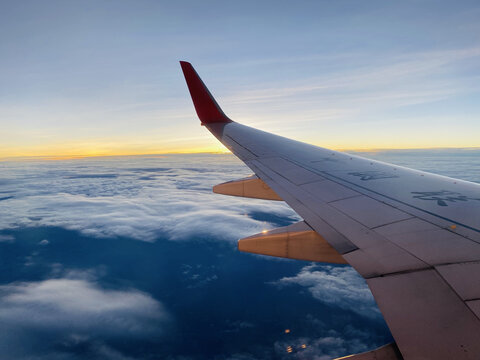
[433,267,480,321]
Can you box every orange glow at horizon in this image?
[0,139,232,161]
[3,142,480,161]
[1,131,479,161]
[3,143,480,161]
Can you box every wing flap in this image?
[367,270,480,359]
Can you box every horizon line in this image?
[1,146,480,162]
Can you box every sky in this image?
[1,0,480,158]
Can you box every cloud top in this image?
[0,155,299,242]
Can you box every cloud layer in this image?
[0,154,299,242]
[0,154,394,359]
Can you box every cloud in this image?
[0,277,168,335]
[220,46,480,143]
[0,271,169,359]
[227,46,480,109]
[272,264,380,319]
[0,234,14,242]
[218,321,386,360]
[181,263,219,289]
[0,155,390,359]
[0,155,299,242]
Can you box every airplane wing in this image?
[180,61,480,360]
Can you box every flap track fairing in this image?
[213,175,282,201]
[238,221,347,264]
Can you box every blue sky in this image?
[1,0,480,157]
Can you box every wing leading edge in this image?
[180,61,480,360]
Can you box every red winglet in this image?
[180,61,232,124]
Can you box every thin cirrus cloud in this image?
[194,46,480,150]
[225,47,480,119]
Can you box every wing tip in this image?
[179,61,232,124]
[179,60,192,68]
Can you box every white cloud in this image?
[0,155,299,242]
[0,269,170,360]
[0,276,169,336]
[272,264,380,318]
